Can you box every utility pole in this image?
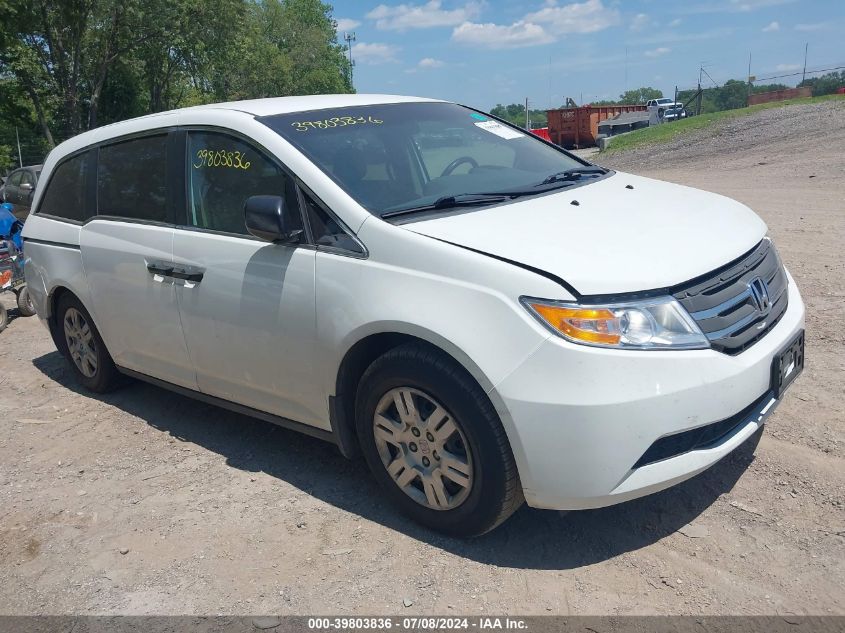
[747,51,752,106]
[525,97,530,130]
[801,43,808,84]
[697,65,703,117]
[343,32,356,87]
[625,46,628,94]
[15,126,22,167]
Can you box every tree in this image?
[0,0,353,160]
[800,71,845,96]
[489,104,548,128]
[618,87,663,104]
[713,79,748,111]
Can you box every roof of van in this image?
[41,94,446,167]
[180,94,443,116]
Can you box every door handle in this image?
[170,269,204,283]
[146,262,174,276]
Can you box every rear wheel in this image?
[16,286,35,317]
[56,294,120,392]
[0,303,7,332]
[356,343,523,536]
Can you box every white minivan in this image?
[22,95,805,536]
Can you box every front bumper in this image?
[495,272,805,510]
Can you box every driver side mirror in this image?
[244,195,303,244]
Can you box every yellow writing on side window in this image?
[193,149,251,169]
[291,115,384,132]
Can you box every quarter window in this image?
[302,191,363,254]
[38,154,89,221]
[97,135,168,222]
[186,131,300,236]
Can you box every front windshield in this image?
[259,102,588,216]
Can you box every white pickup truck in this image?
[646,98,686,121]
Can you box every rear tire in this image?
[55,293,120,392]
[355,343,523,537]
[0,303,7,332]
[16,286,36,317]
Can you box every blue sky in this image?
[332,0,845,110]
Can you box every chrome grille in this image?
[674,239,788,355]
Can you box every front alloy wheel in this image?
[356,343,524,536]
[373,387,473,511]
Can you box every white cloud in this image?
[367,0,483,31]
[668,18,682,27]
[418,57,445,68]
[630,13,649,32]
[452,20,553,48]
[335,18,361,31]
[523,0,621,35]
[762,20,779,32]
[795,22,826,31]
[353,42,400,64]
[452,0,619,49]
[678,0,795,14]
[644,46,671,58]
[775,63,801,71]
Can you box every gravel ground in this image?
[1,99,843,616]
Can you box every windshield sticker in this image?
[470,113,488,121]
[193,149,251,169]
[291,115,383,132]
[474,120,524,140]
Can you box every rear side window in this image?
[38,154,89,221]
[97,135,168,222]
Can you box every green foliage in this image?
[489,104,548,128]
[0,145,15,173]
[800,71,845,96]
[0,0,353,163]
[603,94,844,154]
[592,87,663,106]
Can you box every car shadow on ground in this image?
[34,350,761,571]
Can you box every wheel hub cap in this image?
[63,307,98,378]
[373,387,473,511]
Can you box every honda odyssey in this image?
[22,95,805,536]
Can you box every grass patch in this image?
[602,94,845,154]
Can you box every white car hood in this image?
[405,171,767,295]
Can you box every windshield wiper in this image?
[538,166,607,186]
[381,192,519,218]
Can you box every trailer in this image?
[546,104,647,148]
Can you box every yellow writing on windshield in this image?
[291,115,383,132]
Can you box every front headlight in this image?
[522,296,710,350]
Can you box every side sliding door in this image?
[80,132,197,389]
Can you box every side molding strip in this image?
[117,367,338,446]
[23,237,81,250]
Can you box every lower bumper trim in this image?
[632,390,774,469]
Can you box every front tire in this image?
[56,293,120,392]
[355,343,523,537]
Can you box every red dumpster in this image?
[546,105,647,148]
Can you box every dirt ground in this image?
[1,99,843,616]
